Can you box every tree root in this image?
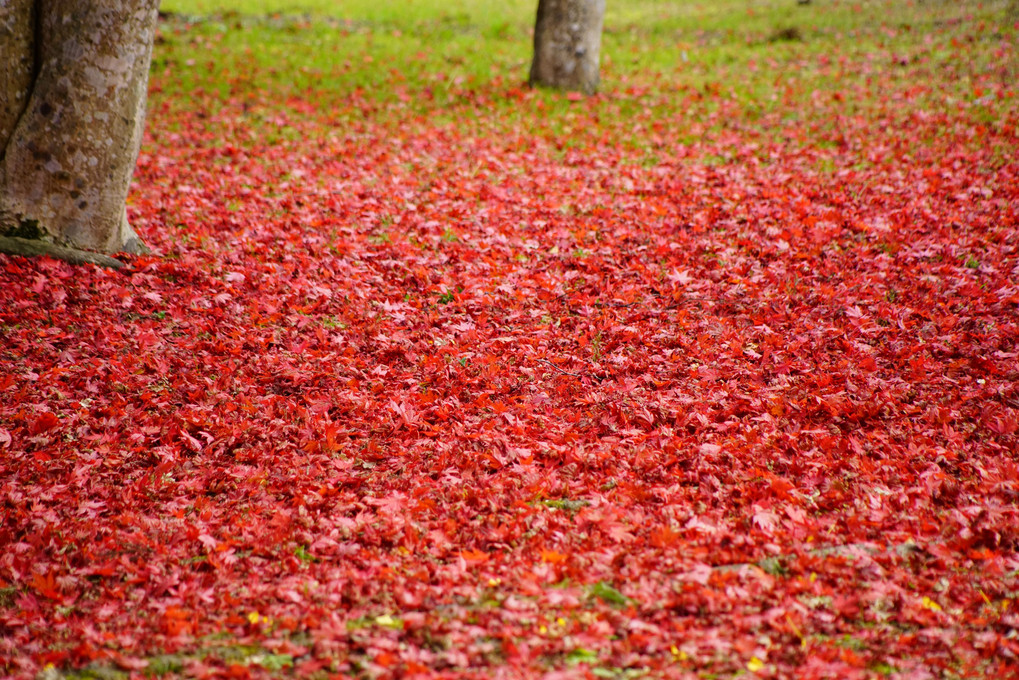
[0,236,127,269]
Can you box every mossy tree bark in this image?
[0,1,158,263]
[529,0,606,95]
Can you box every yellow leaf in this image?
[247,611,261,624]
[747,656,765,672]
[921,596,942,612]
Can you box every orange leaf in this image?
[30,572,61,601]
[459,549,489,564]
[541,550,567,564]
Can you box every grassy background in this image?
[153,0,1016,104]
[147,0,1017,165]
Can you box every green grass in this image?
[155,0,536,104]
[160,0,534,27]
[148,0,1017,154]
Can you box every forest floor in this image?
[2,1,1018,678]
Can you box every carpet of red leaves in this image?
[3,46,1019,680]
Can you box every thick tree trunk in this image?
[0,1,36,151]
[529,0,606,95]
[0,0,158,260]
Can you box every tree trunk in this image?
[529,0,606,95]
[0,0,158,260]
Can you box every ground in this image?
[1,1,1018,678]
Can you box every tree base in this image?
[0,236,128,269]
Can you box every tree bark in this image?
[0,1,36,152]
[0,0,158,259]
[529,0,606,95]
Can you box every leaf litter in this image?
[2,5,1019,679]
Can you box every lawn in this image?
[1,1,1018,678]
